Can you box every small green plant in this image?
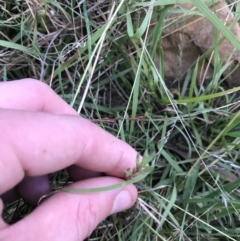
[62,152,155,194]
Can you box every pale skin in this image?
[0,79,138,241]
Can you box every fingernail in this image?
[111,190,133,214]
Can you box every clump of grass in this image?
[2,0,240,240]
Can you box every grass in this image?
[2,0,240,240]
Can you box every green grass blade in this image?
[160,86,240,104]
[0,40,38,55]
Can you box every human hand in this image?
[0,79,138,241]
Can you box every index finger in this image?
[0,109,138,194]
[0,78,77,115]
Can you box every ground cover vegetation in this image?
[1,0,240,240]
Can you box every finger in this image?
[0,109,138,194]
[0,177,137,241]
[1,169,101,205]
[0,79,76,115]
[0,79,99,202]
[1,188,19,203]
[16,176,52,205]
[2,169,102,205]
[67,166,103,181]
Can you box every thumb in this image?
[0,177,137,241]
